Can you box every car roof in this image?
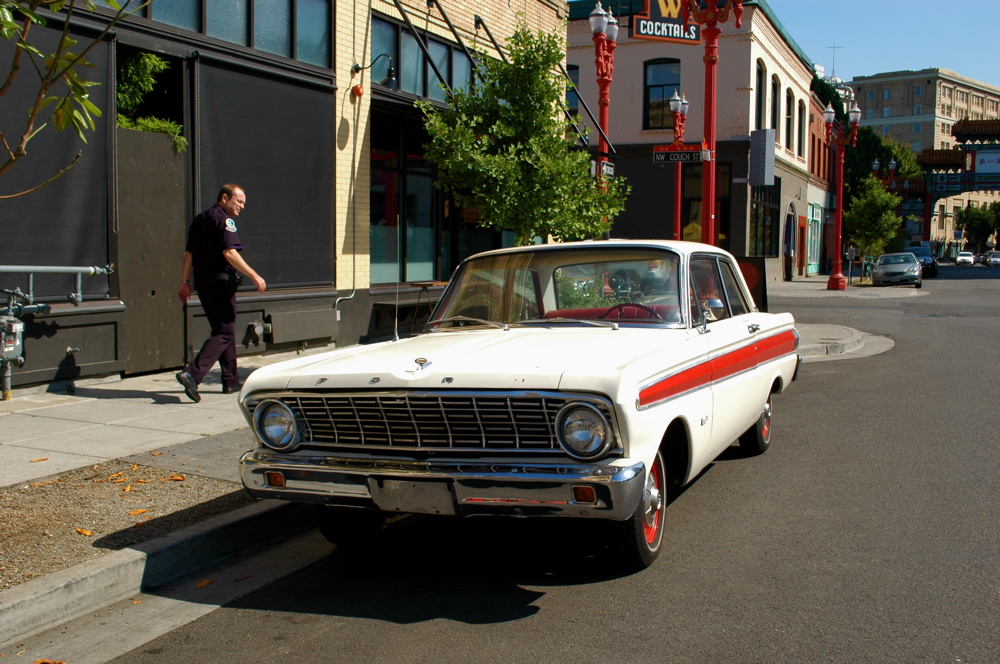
[464,239,732,262]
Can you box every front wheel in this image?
[612,449,666,572]
[739,394,772,455]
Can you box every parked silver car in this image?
[872,252,922,288]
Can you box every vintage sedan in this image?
[238,241,800,571]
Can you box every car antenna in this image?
[393,280,400,342]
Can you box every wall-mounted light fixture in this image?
[351,53,398,97]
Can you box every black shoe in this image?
[176,371,201,403]
[222,382,243,395]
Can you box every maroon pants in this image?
[185,280,238,386]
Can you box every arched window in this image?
[770,75,780,143]
[797,100,806,158]
[755,61,766,130]
[785,89,794,150]
[644,58,681,130]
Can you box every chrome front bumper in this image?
[239,450,646,520]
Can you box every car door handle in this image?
[747,323,760,334]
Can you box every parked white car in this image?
[238,240,801,570]
[956,252,974,265]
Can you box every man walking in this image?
[176,184,266,402]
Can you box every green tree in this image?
[417,23,629,245]
[115,47,187,153]
[843,127,921,204]
[1,0,144,198]
[954,204,997,253]
[844,174,903,258]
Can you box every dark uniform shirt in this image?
[186,203,244,282]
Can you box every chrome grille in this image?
[246,391,617,453]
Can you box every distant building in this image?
[850,69,1000,249]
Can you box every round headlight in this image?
[254,400,299,450]
[556,403,612,459]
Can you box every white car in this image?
[238,241,800,570]
[956,252,974,265]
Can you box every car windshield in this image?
[429,247,683,328]
[907,246,932,257]
[878,254,917,265]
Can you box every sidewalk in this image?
[0,310,889,649]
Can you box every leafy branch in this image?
[0,0,147,198]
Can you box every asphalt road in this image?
[99,263,997,663]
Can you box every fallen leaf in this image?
[29,458,48,463]
[234,574,251,581]
[133,522,147,528]
[136,479,150,484]
[76,529,93,536]
[132,600,142,605]
[194,579,215,589]
[169,474,185,481]
[33,659,66,664]
[129,509,147,516]
[29,483,43,487]
[111,478,127,484]
[131,464,139,471]
[123,485,131,492]
[108,471,124,480]
[151,451,164,456]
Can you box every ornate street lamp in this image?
[872,157,898,191]
[823,101,861,290]
[589,1,618,182]
[682,0,743,246]
[669,90,689,240]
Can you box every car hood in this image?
[242,326,699,394]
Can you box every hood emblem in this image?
[415,357,428,366]
[369,377,381,384]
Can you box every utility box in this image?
[1,316,24,361]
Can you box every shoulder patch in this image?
[225,218,238,232]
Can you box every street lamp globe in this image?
[669,89,683,114]
[589,1,608,34]
[823,103,835,126]
[605,13,619,41]
[849,103,861,125]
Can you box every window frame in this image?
[643,58,682,130]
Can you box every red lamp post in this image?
[823,101,861,291]
[589,2,618,182]
[669,90,689,240]
[683,0,743,246]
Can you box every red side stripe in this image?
[638,328,798,408]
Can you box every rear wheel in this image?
[612,449,666,572]
[739,394,772,455]
[315,505,386,547]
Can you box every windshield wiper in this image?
[429,316,509,331]
[517,317,619,330]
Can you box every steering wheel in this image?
[599,303,663,320]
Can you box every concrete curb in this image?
[797,324,865,359]
[0,500,314,648]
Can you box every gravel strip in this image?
[0,460,254,591]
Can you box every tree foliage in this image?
[418,24,629,245]
[1,0,143,198]
[954,203,1000,253]
[843,174,903,258]
[843,127,921,204]
[115,47,187,153]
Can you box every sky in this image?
[761,0,1000,88]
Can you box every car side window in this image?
[719,261,750,316]
[690,256,729,323]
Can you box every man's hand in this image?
[252,275,266,293]
[179,282,191,303]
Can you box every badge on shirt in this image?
[225,218,238,232]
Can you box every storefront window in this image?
[207,0,249,45]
